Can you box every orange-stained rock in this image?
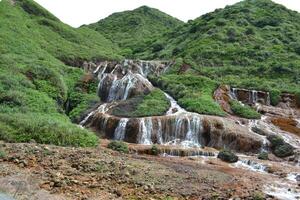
[271,117,300,137]
[214,85,232,114]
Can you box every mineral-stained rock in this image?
[86,111,263,153]
[214,85,232,114]
[271,117,300,137]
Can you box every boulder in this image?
[217,149,238,163]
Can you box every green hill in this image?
[86,6,184,57]
[135,0,300,96]
[0,0,122,146]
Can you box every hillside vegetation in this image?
[98,0,300,95]
[0,0,122,146]
[87,6,184,57]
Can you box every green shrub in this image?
[111,89,169,118]
[150,74,225,116]
[133,89,170,117]
[252,192,265,200]
[230,100,261,119]
[269,90,281,106]
[267,135,284,146]
[0,113,98,147]
[151,145,159,155]
[274,144,294,158]
[0,150,6,159]
[217,149,238,163]
[267,135,294,158]
[257,152,268,160]
[108,141,129,153]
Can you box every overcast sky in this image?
[34,0,299,28]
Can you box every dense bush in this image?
[151,145,159,155]
[269,89,281,106]
[133,89,170,117]
[0,113,98,147]
[111,89,170,118]
[108,141,129,153]
[267,135,294,157]
[217,149,238,163]
[257,152,268,160]
[150,74,225,116]
[230,100,261,119]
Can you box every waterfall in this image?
[138,118,153,145]
[107,75,119,102]
[248,119,268,151]
[182,115,202,147]
[79,103,108,127]
[251,90,258,104]
[230,88,238,99]
[157,119,163,144]
[164,92,186,115]
[266,92,271,105]
[233,159,268,173]
[123,73,136,100]
[114,118,129,140]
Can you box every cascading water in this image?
[79,103,109,127]
[114,118,129,140]
[232,159,268,173]
[231,87,270,105]
[138,118,153,145]
[81,60,266,151]
[164,93,185,115]
[248,119,268,151]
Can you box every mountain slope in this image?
[0,0,122,146]
[136,0,300,96]
[86,6,184,57]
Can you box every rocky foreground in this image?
[0,141,299,200]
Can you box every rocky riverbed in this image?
[0,141,299,200]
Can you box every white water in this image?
[260,116,300,148]
[231,87,270,105]
[138,118,153,145]
[79,103,108,126]
[287,173,300,183]
[164,93,186,115]
[114,118,129,140]
[264,182,300,200]
[248,119,268,151]
[232,159,268,173]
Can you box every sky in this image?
[34,0,300,28]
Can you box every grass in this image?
[0,113,98,147]
[123,0,300,96]
[87,5,183,57]
[107,141,129,153]
[230,100,261,119]
[111,89,170,117]
[132,89,170,117]
[0,150,6,159]
[150,74,226,116]
[0,0,122,147]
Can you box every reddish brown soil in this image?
[0,141,285,200]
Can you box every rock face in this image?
[85,105,262,153]
[256,104,299,119]
[214,85,232,114]
[278,93,299,109]
[271,118,300,137]
[80,60,265,154]
[231,88,270,105]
